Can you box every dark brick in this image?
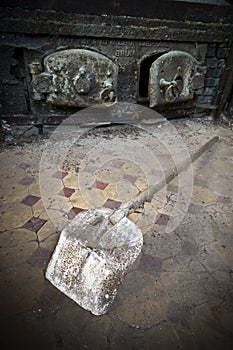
[203,96,214,104]
[203,87,217,96]
[206,67,222,78]
[206,46,216,58]
[194,88,204,96]
[204,78,220,87]
[216,47,229,59]
[196,96,205,104]
[197,95,214,104]
[206,58,218,68]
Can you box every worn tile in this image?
[19,162,31,170]
[58,187,75,198]
[40,178,63,195]
[0,228,37,248]
[40,233,60,251]
[19,176,35,186]
[63,172,79,189]
[28,180,41,197]
[82,165,98,173]
[94,180,108,190]
[32,199,46,217]
[47,215,69,232]
[0,203,32,231]
[156,213,170,225]
[192,303,233,350]
[181,240,199,256]
[188,203,203,214]
[0,182,29,204]
[143,229,181,260]
[217,195,232,204]
[0,241,38,269]
[110,320,178,350]
[27,246,52,269]
[103,183,118,200]
[46,194,72,211]
[52,170,68,179]
[161,270,221,306]
[128,212,142,224]
[23,216,47,233]
[33,284,65,317]
[69,191,90,210]
[121,162,144,177]
[78,187,107,208]
[103,199,121,209]
[67,207,84,220]
[167,183,179,193]
[21,194,40,206]
[108,158,125,168]
[0,263,45,318]
[138,253,162,277]
[134,176,148,192]
[112,270,167,329]
[167,300,194,329]
[37,220,57,242]
[191,185,218,205]
[96,166,123,183]
[123,174,138,184]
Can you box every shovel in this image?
[46,136,218,315]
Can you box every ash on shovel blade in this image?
[45,209,143,315]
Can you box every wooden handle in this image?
[128,136,219,213]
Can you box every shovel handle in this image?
[127,136,219,213]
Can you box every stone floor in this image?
[0,116,233,349]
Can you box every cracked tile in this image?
[0,228,37,248]
[37,220,57,242]
[0,203,32,231]
[23,216,47,233]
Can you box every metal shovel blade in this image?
[46,208,143,316]
[46,136,219,315]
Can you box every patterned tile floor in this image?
[0,118,233,349]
